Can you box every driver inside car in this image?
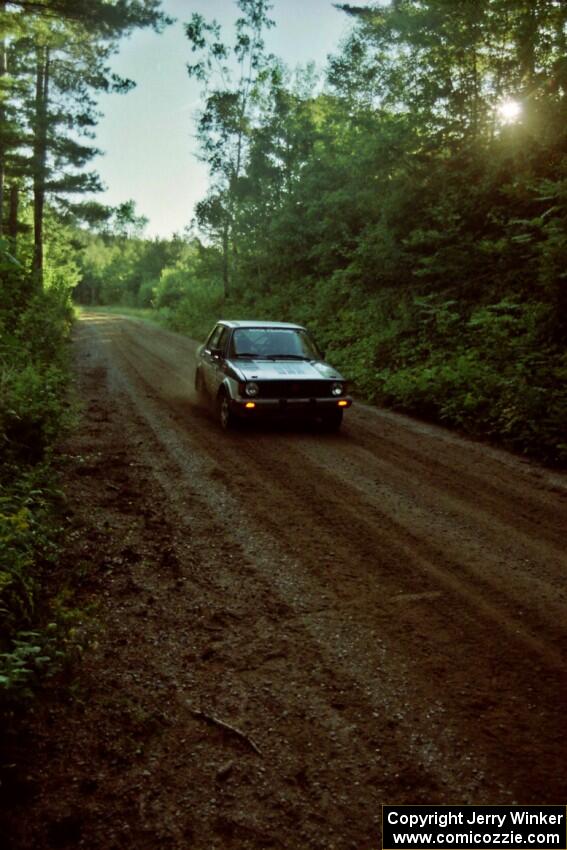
[232,330,256,356]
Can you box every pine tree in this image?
[0,0,170,282]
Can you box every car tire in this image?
[321,409,343,431]
[217,389,238,431]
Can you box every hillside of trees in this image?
[76,0,567,465]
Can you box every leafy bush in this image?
[1,364,69,463]
[0,279,77,712]
[0,474,67,704]
[369,297,567,464]
[137,279,157,308]
[153,267,189,309]
[164,281,225,341]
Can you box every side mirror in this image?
[210,347,223,359]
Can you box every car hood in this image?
[228,358,345,382]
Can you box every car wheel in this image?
[217,390,238,430]
[321,409,343,431]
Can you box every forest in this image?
[1,0,566,711]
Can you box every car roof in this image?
[218,320,306,330]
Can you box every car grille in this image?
[258,380,333,399]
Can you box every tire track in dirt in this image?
[265,436,567,652]
[350,416,567,545]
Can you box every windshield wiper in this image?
[234,352,259,358]
[264,354,311,360]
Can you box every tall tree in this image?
[0,0,170,282]
[31,39,48,277]
[186,0,275,296]
[0,0,6,236]
[4,1,169,35]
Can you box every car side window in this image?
[217,326,230,355]
[207,325,224,351]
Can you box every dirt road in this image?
[6,313,567,849]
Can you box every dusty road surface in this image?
[4,312,567,849]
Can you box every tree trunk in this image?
[8,182,18,248]
[518,1,537,89]
[222,216,229,298]
[32,44,49,285]
[0,0,7,237]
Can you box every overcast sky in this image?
[90,0,368,238]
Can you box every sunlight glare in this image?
[497,99,522,124]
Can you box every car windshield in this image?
[231,328,321,360]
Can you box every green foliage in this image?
[185,0,276,294]
[2,361,70,459]
[372,298,567,464]
[0,634,51,699]
[153,266,189,310]
[166,281,225,342]
[0,473,75,704]
[74,227,186,307]
[0,1,171,283]
[1,282,73,464]
[0,267,76,712]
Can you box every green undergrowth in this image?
[328,291,567,466]
[1,265,83,717]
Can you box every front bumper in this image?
[230,396,353,418]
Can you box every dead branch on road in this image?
[187,705,262,756]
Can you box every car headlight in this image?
[245,381,259,397]
[331,382,344,396]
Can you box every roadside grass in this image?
[74,304,168,328]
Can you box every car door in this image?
[201,325,223,394]
[202,324,230,396]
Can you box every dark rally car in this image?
[195,320,352,430]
